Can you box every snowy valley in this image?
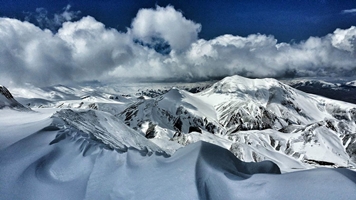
[1,75,356,199]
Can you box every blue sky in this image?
[1,0,356,42]
[0,0,356,86]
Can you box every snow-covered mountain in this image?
[120,75,356,170]
[1,75,356,199]
[0,85,29,110]
[200,76,356,168]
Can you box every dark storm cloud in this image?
[1,6,356,87]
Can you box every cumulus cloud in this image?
[0,18,76,86]
[131,5,201,52]
[1,6,356,87]
[331,26,356,52]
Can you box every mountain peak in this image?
[0,85,28,110]
[0,85,14,100]
[206,75,280,94]
[163,87,185,100]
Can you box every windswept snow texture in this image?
[0,110,356,200]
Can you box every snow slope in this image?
[1,109,355,199]
[119,88,222,135]
[54,109,163,152]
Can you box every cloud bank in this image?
[1,5,356,86]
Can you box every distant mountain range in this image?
[285,78,356,104]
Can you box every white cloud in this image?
[0,18,76,86]
[131,6,201,52]
[53,4,81,26]
[24,4,80,31]
[1,6,356,87]
[341,8,356,15]
[331,26,356,52]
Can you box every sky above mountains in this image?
[2,0,356,42]
[0,0,356,86]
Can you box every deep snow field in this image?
[1,75,356,199]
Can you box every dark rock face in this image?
[188,126,202,133]
[0,85,14,100]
